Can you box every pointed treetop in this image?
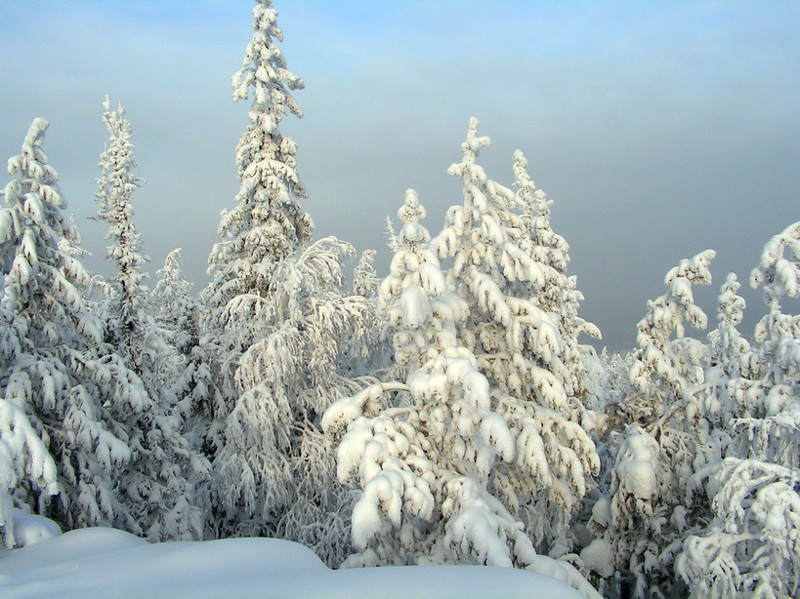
[96,97,142,222]
[20,117,49,156]
[232,0,304,120]
[160,247,184,276]
[514,150,553,226]
[512,150,534,193]
[218,0,312,264]
[5,118,63,210]
[155,248,193,301]
[707,271,750,375]
[95,96,145,279]
[448,118,491,178]
[718,272,746,328]
[394,189,432,253]
[463,117,490,155]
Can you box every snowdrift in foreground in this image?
[0,526,588,599]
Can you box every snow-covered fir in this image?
[152,248,220,457]
[199,0,371,565]
[592,251,719,597]
[1,119,145,539]
[431,119,602,557]
[323,134,602,597]
[674,222,800,598]
[94,99,209,542]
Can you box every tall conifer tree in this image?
[0,119,139,535]
[201,1,370,564]
[431,120,601,554]
[596,251,716,597]
[95,100,208,541]
[325,133,602,598]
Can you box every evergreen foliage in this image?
[431,120,601,556]
[673,223,800,598]
[592,251,717,597]
[200,0,371,566]
[153,249,220,455]
[324,135,602,597]
[0,119,137,535]
[4,4,800,599]
[95,99,209,542]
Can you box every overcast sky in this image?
[1,1,799,350]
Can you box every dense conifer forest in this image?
[2,2,799,598]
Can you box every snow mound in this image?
[7,511,61,549]
[0,527,590,599]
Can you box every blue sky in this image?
[2,0,799,349]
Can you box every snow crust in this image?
[0,527,587,599]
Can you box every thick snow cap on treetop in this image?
[751,220,800,305]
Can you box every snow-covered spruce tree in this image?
[199,0,312,428]
[349,249,391,378]
[202,0,311,329]
[0,118,147,535]
[96,99,208,541]
[709,223,800,469]
[585,348,638,436]
[0,304,59,548]
[428,119,601,556]
[593,250,716,598]
[353,249,380,299]
[743,220,800,464]
[326,190,507,566]
[153,249,195,363]
[324,190,600,599]
[201,1,371,565]
[675,459,800,599]
[708,273,751,381]
[690,272,754,456]
[96,97,171,394]
[0,397,59,549]
[513,149,601,403]
[674,224,800,598]
[576,347,637,586]
[627,250,716,426]
[153,249,221,455]
[208,233,371,558]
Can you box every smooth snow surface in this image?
[0,527,587,599]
